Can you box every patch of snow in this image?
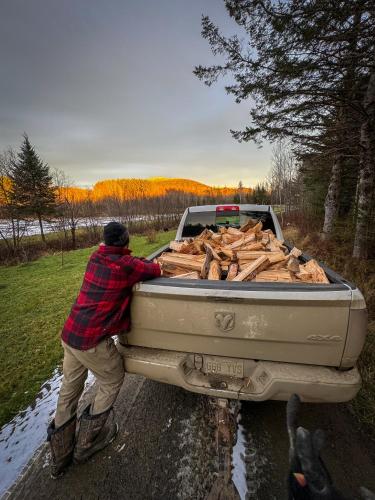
[0,369,95,497]
[232,405,249,499]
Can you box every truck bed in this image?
[127,244,366,370]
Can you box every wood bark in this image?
[353,68,375,258]
[37,213,46,244]
[322,153,342,237]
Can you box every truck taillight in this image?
[216,205,239,212]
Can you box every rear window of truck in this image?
[182,210,276,237]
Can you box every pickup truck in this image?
[121,204,368,403]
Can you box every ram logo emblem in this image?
[307,335,342,342]
[215,312,235,332]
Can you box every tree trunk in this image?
[353,71,375,258]
[11,216,17,250]
[322,154,342,237]
[37,213,46,244]
[71,225,76,250]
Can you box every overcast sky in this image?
[0,0,271,188]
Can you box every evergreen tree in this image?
[10,134,56,243]
[194,0,375,257]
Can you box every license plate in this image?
[204,357,244,378]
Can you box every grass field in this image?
[0,230,175,428]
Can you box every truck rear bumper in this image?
[121,346,361,403]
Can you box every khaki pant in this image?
[55,337,125,428]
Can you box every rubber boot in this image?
[47,415,76,479]
[73,405,118,464]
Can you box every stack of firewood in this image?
[156,220,329,283]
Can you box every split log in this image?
[164,252,205,262]
[201,245,213,278]
[267,239,281,252]
[254,270,294,282]
[287,256,300,273]
[227,227,243,236]
[270,238,286,250]
[208,260,222,280]
[240,219,257,232]
[161,264,193,277]
[211,233,222,243]
[193,240,205,254]
[226,263,238,281]
[240,242,264,251]
[158,254,203,272]
[268,257,289,270]
[170,271,200,279]
[204,242,222,261]
[250,221,263,233]
[232,255,270,282]
[303,259,329,283]
[226,233,255,250]
[289,247,302,258]
[217,247,234,260]
[236,250,284,261]
[261,233,270,246]
[169,240,188,252]
[295,268,313,282]
[222,233,241,245]
[197,228,213,240]
[179,243,202,254]
[225,236,245,250]
[238,252,285,270]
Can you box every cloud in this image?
[0,0,271,188]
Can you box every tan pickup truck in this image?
[121,204,367,403]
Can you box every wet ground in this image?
[0,370,94,497]
[2,374,375,500]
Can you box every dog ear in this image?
[360,487,375,500]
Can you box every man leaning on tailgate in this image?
[47,222,161,478]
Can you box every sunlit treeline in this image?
[55,177,251,203]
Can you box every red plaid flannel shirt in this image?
[61,245,161,350]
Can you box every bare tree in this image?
[268,141,298,224]
[0,148,29,252]
[53,168,84,250]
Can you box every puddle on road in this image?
[0,369,94,497]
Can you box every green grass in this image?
[0,230,175,427]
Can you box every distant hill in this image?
[63,177,251,201]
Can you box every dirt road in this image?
[5,374,375,500]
